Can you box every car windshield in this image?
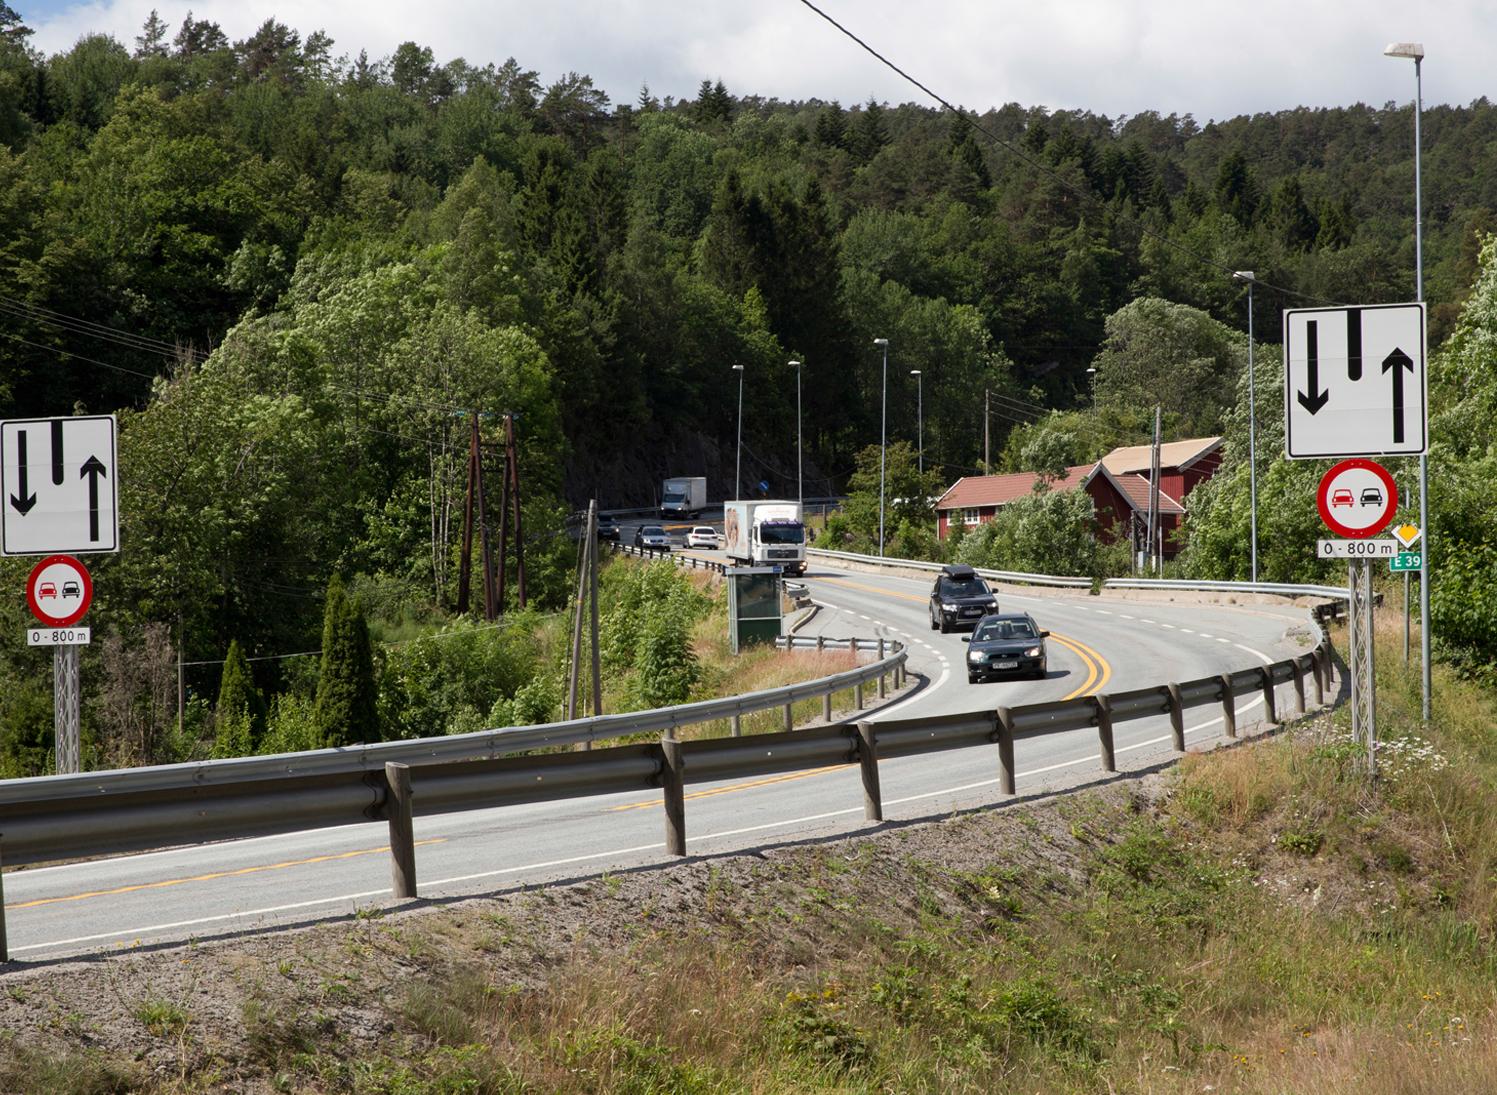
[693,527,714,535]
[643,527,665,536]
[760,523,804,545]
[974,619,1036,641]
[664,493,685,502]
[940,578,989,598]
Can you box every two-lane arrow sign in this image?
[1,416,119,556]
[1284,303,1427,460]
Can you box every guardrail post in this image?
[1219,674,1237,738]
[730,714,741,737]
[1260,666,1277,726]
[1094,694,1116,773]
[994,707,1016,795]
[0,836,8,962]
[385,762,417,900]
[1312,646,1326,705]
[857,721,882,821]
[822,691,832,722]
[854,681,863,710]
[1166,684,1185,752]
[1291,658,1306,715]
[877,639,886,698]
[783,702,793,731]
[662,735,686,856]
[816,635,825,653]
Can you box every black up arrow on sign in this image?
[9,430,37,514]
[1297,320,1330,414]
[80,455,107,541]
[1382,347,1415,444]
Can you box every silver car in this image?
[634,525,671,550]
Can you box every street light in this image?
[873,339,889,556]
[1086,367,1098,460]
[1233,270,1258,583]
[1385,40,1431,720]
[790,360,802,507]
[909,370,922,477]
[732,365,745,501]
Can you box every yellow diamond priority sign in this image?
[1391,524,1422,550]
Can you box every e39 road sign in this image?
[1283,303,1427,459]
[0,415,119,555]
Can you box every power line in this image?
[795,0,1346,309]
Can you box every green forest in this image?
[2,6,1497,771]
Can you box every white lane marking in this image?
[1140,619,1155,624]
[1217,637,1231,643]
[1199,633,1213,639]
[1119,614,1135,619]
[1235,643,1273,664]
[1180,628,1194,633]
[1161,623,1176,629]
[1096,610,1112,615]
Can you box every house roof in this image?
[937,465,1095,511]
[1100,437,1223,477]
[1109,472,1185,516]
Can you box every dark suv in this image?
[929,564,999,633]
[596,514,620,541]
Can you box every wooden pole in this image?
[386,762,417,899]
[661,736,686,856]
[474,424,497,622]
[495,431,510,613]
[507,415,527,609]
[456,414,478,614]
[565,526,588,722]
[857,721,882,821]
[1094,694,1115,772]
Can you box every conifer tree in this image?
[313,575,381,749]
[813,101,846,149]
[216,638,268,741]
[846,99,889,166]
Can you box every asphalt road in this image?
[2,559,1319,964]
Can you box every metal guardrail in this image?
[610,541,728,574]
[1104,577,1352,598]
[0,607,1338,965]
[807,547,1093,588]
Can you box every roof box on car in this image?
[941,564,977,580]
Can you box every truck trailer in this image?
[722,500,806,576]
[660,477,707,519]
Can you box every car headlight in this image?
[1025,646,1042,657]
[968,650,984,662]
[943,604,957,613]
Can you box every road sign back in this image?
[1,416,119,555]
[1283,303,1427,459]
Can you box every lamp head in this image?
[1233,270,1255,281]
[910,370,921,376]
[788,359,800,367]
[872,338,888,346]
[1384,42,1424,60]
[1087,367,1096,376]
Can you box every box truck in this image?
[660,477,707,519]
[723,500,806,576]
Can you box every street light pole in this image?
[1086,367,1098,460]
[910,370,923,476]
[874,338,889,556]
[790,360,802,508]
[1234,271,1258,583]
[732,364,745,502]
[1386,41,1431,720]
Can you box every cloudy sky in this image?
[14,0,1493,121]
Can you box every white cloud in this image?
[19,0,1495,120]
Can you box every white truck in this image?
[723,500,807,576]
[659,476,707,519]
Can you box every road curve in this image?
[2,561,1321,963]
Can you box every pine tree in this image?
[313,576,381,749]
[216,639,268,743]
[813,101,846,149]
[846,99,889,166]
[947,109,991,189]
[134,9,169,56]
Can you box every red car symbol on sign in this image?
[39,582,56,598]
[1331,489,1354,508]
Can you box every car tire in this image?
[939,616,949,634]
[929,611,938,631]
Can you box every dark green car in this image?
[963,613,1049,683]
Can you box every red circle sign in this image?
[26,554,92,627]
[1317,459,1399,538]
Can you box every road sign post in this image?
[25,554,92,775]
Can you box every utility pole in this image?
[984,388,990,473]
[1148,406,1162,573]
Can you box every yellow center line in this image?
[6,840,447,910]
[606,765,853,810]
[815,576,928,603]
